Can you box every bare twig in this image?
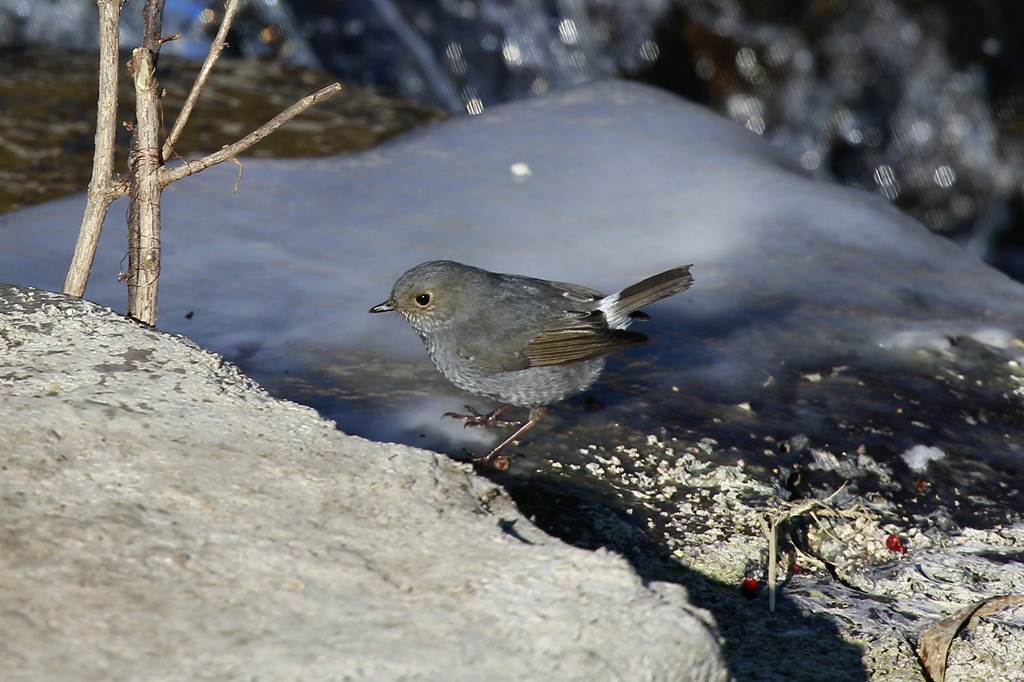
[126,46,164,324]
[765,512,780,612]
[159,83,343,186]
[140,0,167,51]
[126,0,167,324]
[162,0,242,160]
[230,158,243,193]
[64,0,126,298]
[106,81,343,200]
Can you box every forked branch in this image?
[65,0,342,327]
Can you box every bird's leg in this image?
[443,404,520,428]
[472,406,547,470]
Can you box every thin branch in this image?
[126,47,163,323]
[159,82,343,186]
[162,0,242,160]
[126,0,167,324]
[107,84,344,199]
[64,0,125,297]
[230,158,243,193]
[141,0,167,52]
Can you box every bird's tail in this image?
[600,265,693,328]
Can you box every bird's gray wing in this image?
[459,278,643,372]
[546,281,604,303]
[518,311,648,367]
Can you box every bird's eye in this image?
[415,293,431,306]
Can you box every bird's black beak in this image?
[369,301,395,314]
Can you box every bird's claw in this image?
[460,448,517,471]
[444,405,520,429]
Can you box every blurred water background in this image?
[3,0,1023,276]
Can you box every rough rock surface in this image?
[0,284,728,681]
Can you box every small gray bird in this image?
[369,260,693,468]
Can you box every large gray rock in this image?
[0,284,727,681]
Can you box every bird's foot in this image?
[443,404,520,429]
[455,407,546,471]
[459,448,518,471]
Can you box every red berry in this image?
[885,534,907,554]
[739,577,759,599]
